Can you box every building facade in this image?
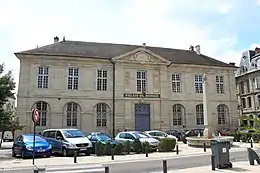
[236,47,260,127]
[15,37,238,135]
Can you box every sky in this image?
[1,0,260,95]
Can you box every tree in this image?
[0,63,16,147]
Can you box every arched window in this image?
[172,104,185,126]
[65,102,80,127]
[196,104,204,125]
[34,101,49,126]
[95,103,110,127]
[217,104,228,124]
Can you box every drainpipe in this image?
[110,60,116,138]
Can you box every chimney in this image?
[142,43,146,48]
[54,36,59,43]
[229,62,235,66]
[189,45,194,51]
[195,45,201,55]
[255,47,260,54]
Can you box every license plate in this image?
[37,149,45,152]
[80,148,86,151]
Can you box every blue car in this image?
[87,132,118,152]
[12,134,52,158]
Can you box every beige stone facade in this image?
[16,45,238,135]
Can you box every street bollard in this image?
[33,170,38,173]
[203,143,206,152]
[176,145,179,155]
[251,138,254,148]
[145,146,148,157]
[163,160,167,173]
[111,149,114,160]
[74,150,77,163]
[211,155,215,170]
[105,166,109,173]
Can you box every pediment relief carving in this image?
[126,51,166,64]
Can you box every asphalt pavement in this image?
[103,149,257,173]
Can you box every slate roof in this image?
[15,40,235,68]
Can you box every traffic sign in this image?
[32,108,39,123]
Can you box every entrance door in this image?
[135,104,150,131]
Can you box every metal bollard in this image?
[251,138,254,148]
[203,143,206,152]
[105,166,109,173]
[74,150,77,163]
[163,160,167,173]
[176,145,179,155]
[111,149,114,160]
[145,146,148,157]
[33,170,39,173]
[211,155,215,170]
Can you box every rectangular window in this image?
[216,76,224,94]
[172,74,181,93]
[194,75,203,93]
[96,70,107,91]
[68,68,79,90]
[248,97,252,108]
[37,67,49,88]
[240,82,245,94]
[246,79,250,93]
[137,71,147,92]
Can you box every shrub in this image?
[114,142,125,155]
[104,142,113,155]
[251,133,260,143]
[142,141,151,153]
[124,141,131,154]
[133,138,142,154]
[158,138,176,152]
[95,141,105,156]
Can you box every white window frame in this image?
[196,104,204,125]
[194,75,203,93]
[96,103,107,127]
[96,70,107,91]
[172,73,181,93]
[137,71,147,92]
[216,76,224,94]
[68,68,79,90]
[37,66,49,88]
[66,102,78,127]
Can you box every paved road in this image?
[103,149,257,173]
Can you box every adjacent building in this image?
[236,47,260,127]
[15,37,238,135]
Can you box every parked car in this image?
[166,130,182,141]
[0,131,13,142]
[219,127,238,136]
[12,134,52,158]
[181,128,204,144]
[42,129,93,157]
[87,132,118,150]
[115,131,159,151]
[144,130,178,141]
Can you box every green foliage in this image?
[114,142,125,155]
[104,142,113,155]
[133,138,142,154]
[95,141,105,156]
[158,138,176,152]
[124,141,131,154]
[142,141,151,153]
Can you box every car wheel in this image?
[62,147,67,157]
[12,149,16,157]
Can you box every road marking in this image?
[46,168,105,173]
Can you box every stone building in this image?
[236,47,260,127]
[15,37,238,136]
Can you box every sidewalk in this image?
[168,161,260,173]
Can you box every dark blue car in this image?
[87,132,118,152]
[12,134,52,158]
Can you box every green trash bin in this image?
[210,139,232,169]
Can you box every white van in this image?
[0,131,13,142]
[42,129,93,157]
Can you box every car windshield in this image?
[132,132,149,138]
[62,130,84,138]
[23,136,46,143]
[97,134,111,141]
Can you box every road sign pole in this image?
[32,123,36,165]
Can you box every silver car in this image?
[144,130,178,141]
[115,131,159,150]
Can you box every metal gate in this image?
[135,103,150,131]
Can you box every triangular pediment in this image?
[111,48,171,65]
